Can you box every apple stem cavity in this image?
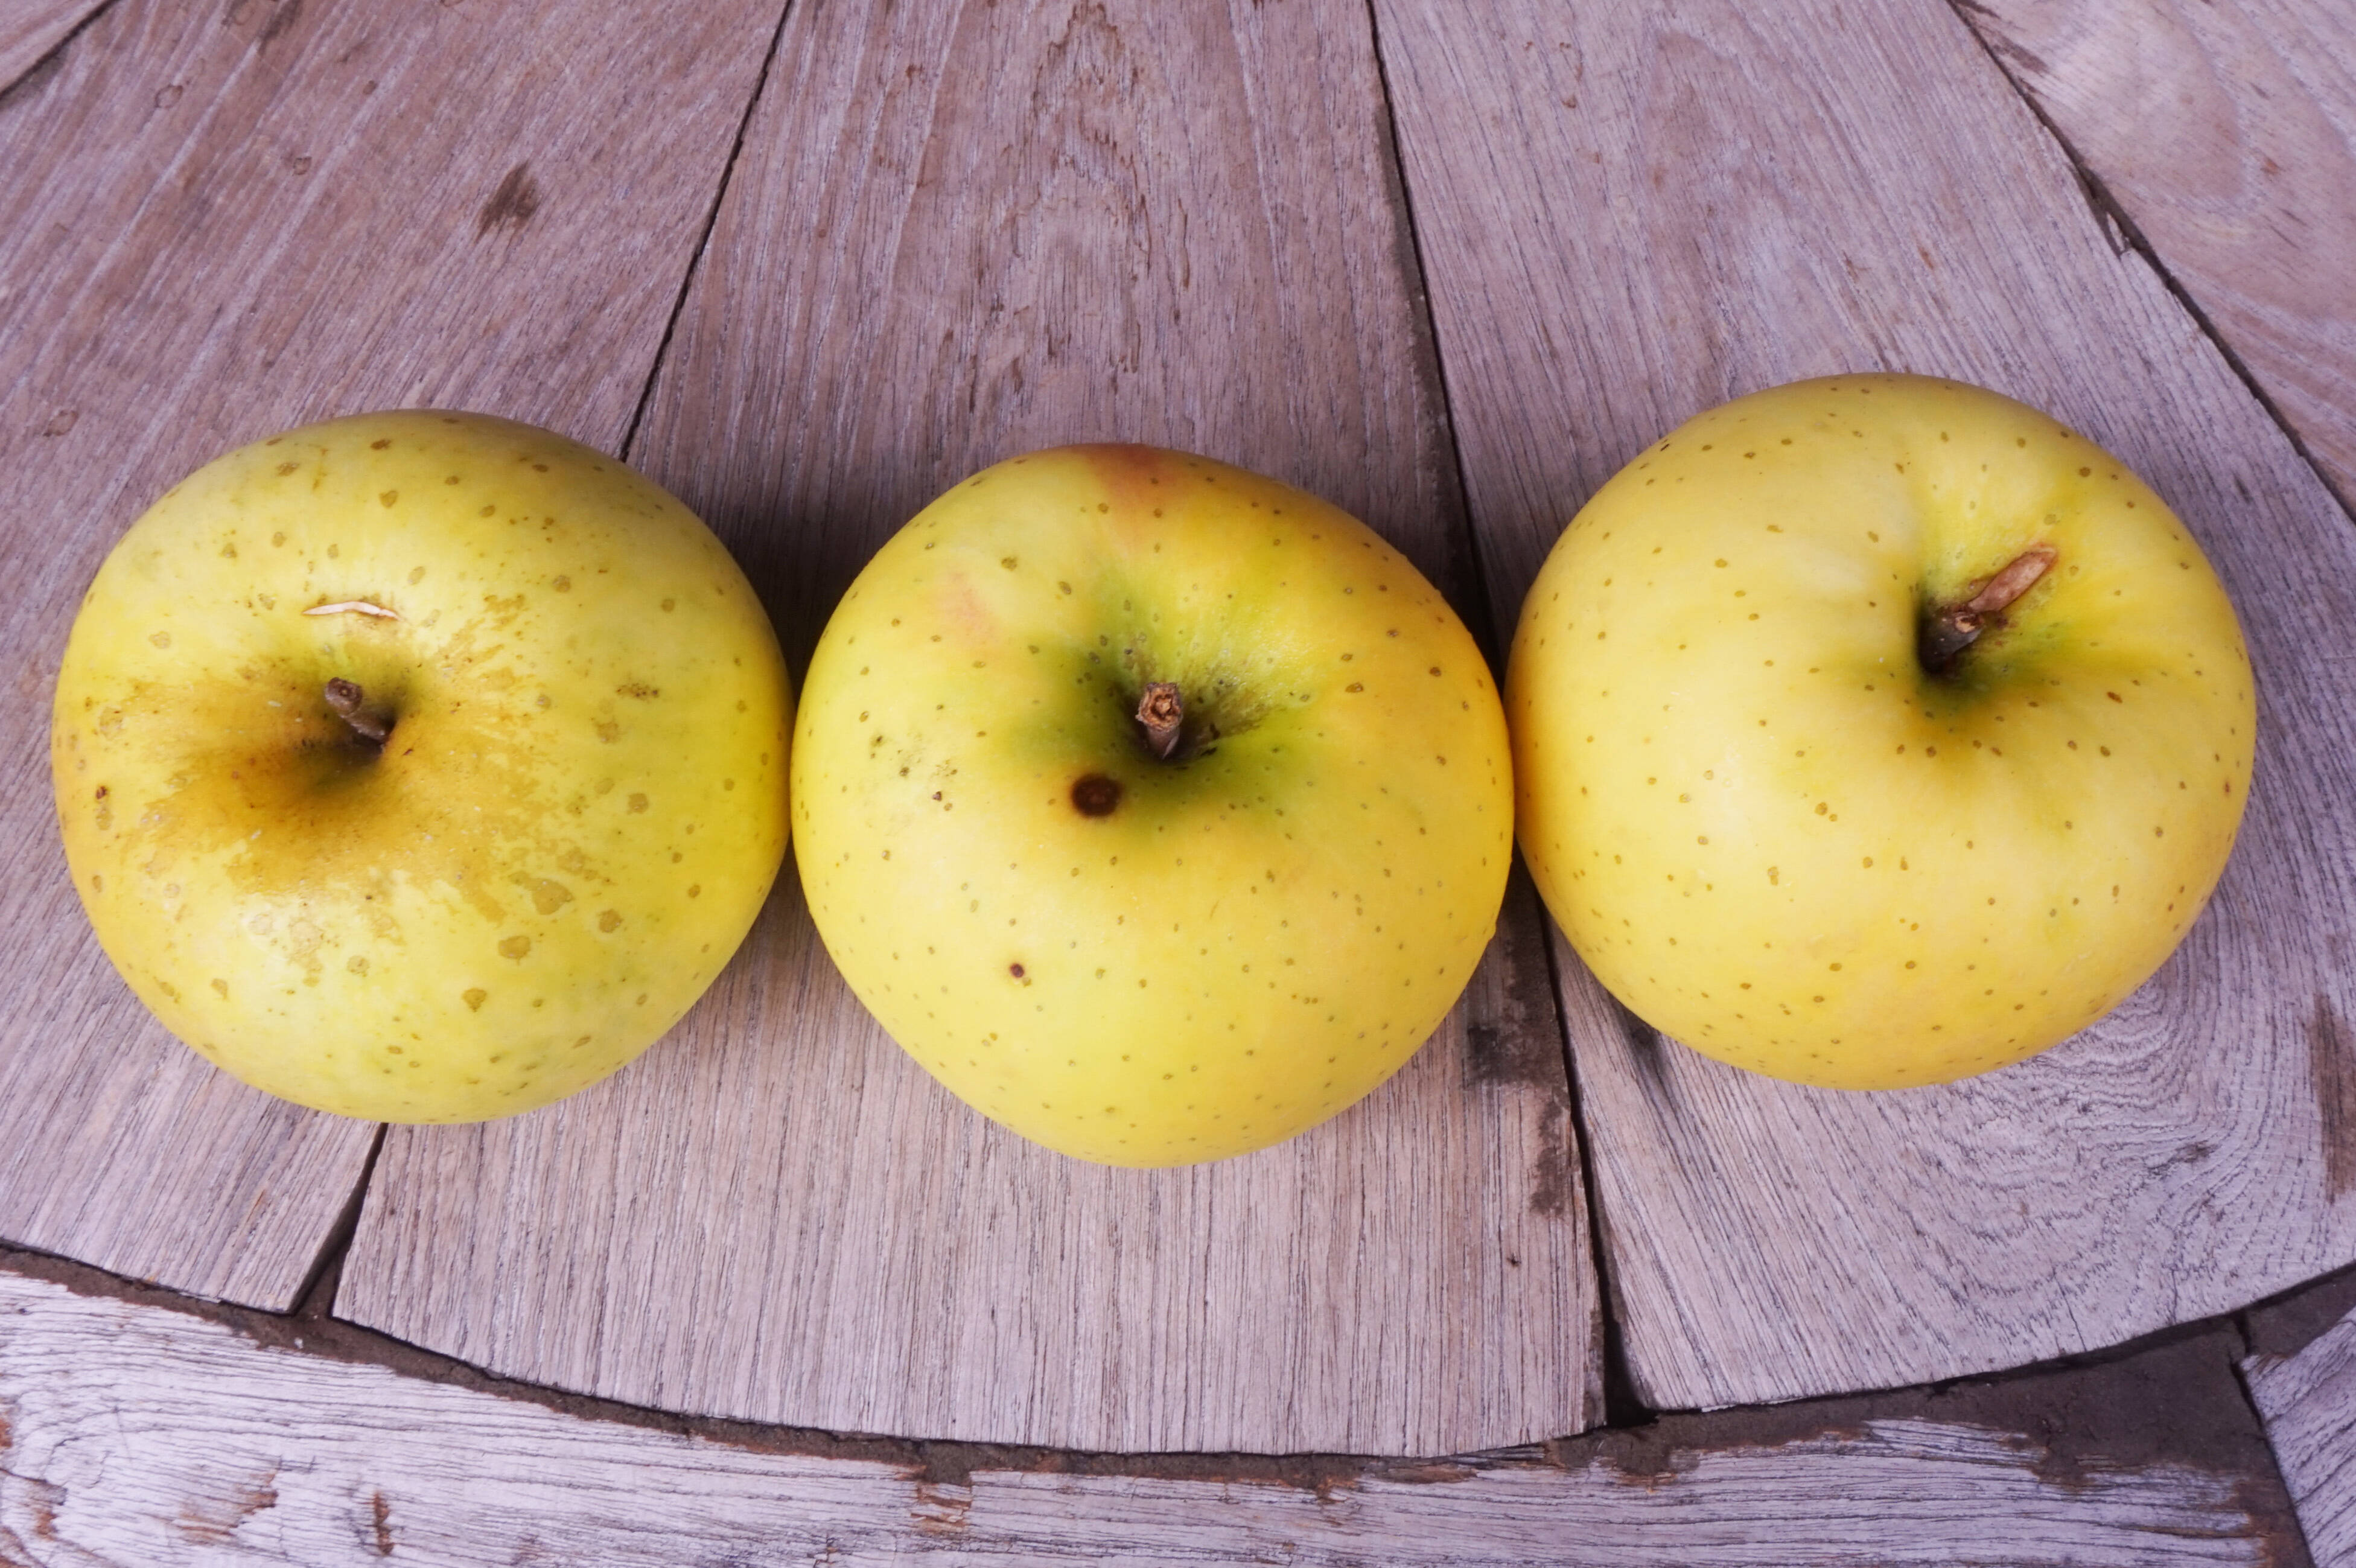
[323,678,392,746]
[1137,681,1185,761]
[1919,546,2058,676]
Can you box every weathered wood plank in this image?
[0,0,106,91]
[2248,1304,2356,1567]
[0,0,786,1304]
[1958,0,2356,503]
[0,1269,2304,1566]
[1375,1,2356,1409]
[339,0,1599,1455]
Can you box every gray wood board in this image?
[1375,1,2356,1410]
[1960,0,2356,504]
[0,0,785,1304]
[0,1267,2307,1567]
[2249,1303,2356,1567]
[339,0,1600,1455]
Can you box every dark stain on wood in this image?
[897,1438,1363,1502]
[1950,0,2049,78]
[1567,1323,2310,1563]
[259,0,302,47]
[174,1467,281,1543]
[477,162,542,237]
[1459,869,1579,1215]
[0,29,68,115]
[1528,1097,1573,1216]
[369,1489,393,1555]
[2244,1257,2356,1360]
[1613,996,1674,1106]
[224,0,303,48]
[27,1473,62,1539]
[911,1479,972,1533]
[1374,1461,1477,1485]
[2306,993,2356,1200]
[1459,872,1570,1096]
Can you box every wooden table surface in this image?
[2,0,2354,1560]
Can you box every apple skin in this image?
[1508,375,2255,1089]
[793,445,1512,1165]
[51,411,793,1122]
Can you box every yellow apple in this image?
[51,411,792,1121]
[1508,375,2254,1089]
[793,445,1512,1165]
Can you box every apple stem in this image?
[324,678,391,745]
[1920,546,2058,675]
[1137,683,1184,760]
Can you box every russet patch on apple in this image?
[51,411,794,1122]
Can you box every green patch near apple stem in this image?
[1917,545,2058,680]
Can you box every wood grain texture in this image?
[2249,1305,2356,1568]
[1958,0,2356,504]
[0,1270,2299,1567]
[0,0,107,91]
[1376,1,2356,1409]
[339,0,1598,1455]
[0,0,785,1303]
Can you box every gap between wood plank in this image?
[1944,0,2356,529]
[617,0,803,464]
[1358,0,1647,1430]
[296,1123,386,1320]
[0,1231,2309,1546]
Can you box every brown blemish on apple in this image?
[1071,774,1122,817]
[97,643,530,928]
